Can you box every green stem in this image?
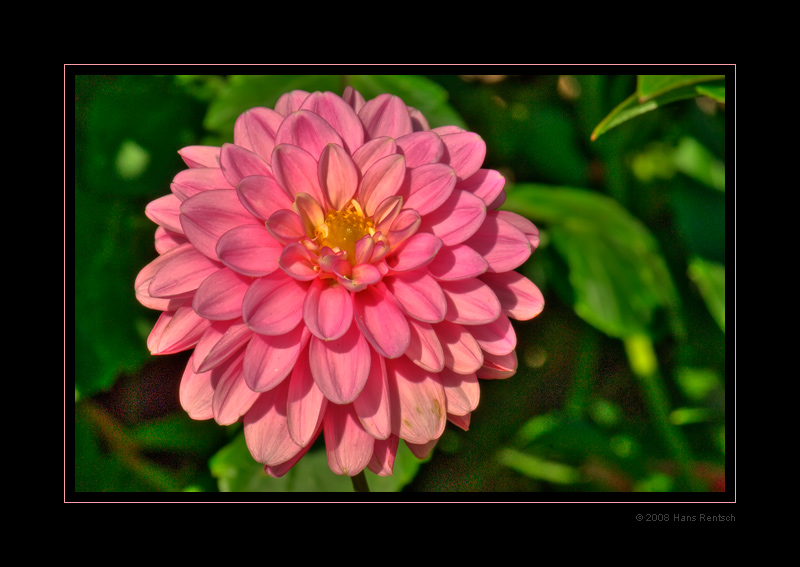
[624,334,701,491]
[351,470,370,492]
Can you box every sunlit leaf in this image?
[687,257,725,332]
[591,75,725,140]
[676,367,721,402]
[497,448,580,484]
[695,84,725,103]
[503,184,682,339]
[637,75,725,101]
[673,137,725,192]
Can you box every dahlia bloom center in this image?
[315,199,375,263]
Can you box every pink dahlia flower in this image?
[135,87,544,478]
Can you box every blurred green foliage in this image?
[71,71,729,497]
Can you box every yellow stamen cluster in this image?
[316,200,375,263]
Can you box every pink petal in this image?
[265,209,306,245]
[434,320,484,375]
[154,227,187,255]
[383,271,447,324]
[395,131,444,168]
[357,154,406,217]
[421,189,486,246]
[145,194,183,233]
[358,93,413,139]
[148,244,219,299]
[386,232,442,272]
[265,439,317,477]
[432,125,465,136]
[353,348,391,440]
[243,321,310,392]
[242,271,309,336]
[196,320,253,373]
[439,367,480,416]
[178,145,220,169]
[303,278,353,341]
[309,323,371,404]
[237,174,294,221]
[171,167,231,201]
[192,322,231,372]
[405,318,445,373]
[386,356,446,445]
[318,143,359,210]
[294,192,325,239]
[318,248,347,273]
[368,435,399,476]
[300,91,365,154]
[135,248,188,311]
[180,189,259,260]
[352,137,397,174]
[324,402,375,477]
[478,350,518,379]
[243,378,305,466]
[469,313,517,355]
[352,283,410,359]
[286,346,328,447]
[440,132,486,180]
[275,109,344,160]
[439,278,502,325]
[406,439,438,460]
[495,210,540,250]
[479,271,545,321]
[219,143,272,188]
[448,412,471,431]
[426,243,488,281]
[274,90,310,116]
[211,352,260,425]
[179,354,215,420]
[456,168,506,208]
[408,106,430,132]
[466,211,532,273]
[335,262,382,292]
[279,242,320,281]
[192,266,250,321]
[147,305,212,355]
[271,144,327,206]
[403,163,457,216]
[233,107,283,163]
[216,224,283,277]
[387,209,421,250]
[343,86,366,113]
[372,196,403,234]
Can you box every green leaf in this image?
[503,184,681,339]
[497,448,580,484]
[591,75,725,140]
[348,75,466,129]
[687,257,725,332]
[210,432,424,492]
[676,367,721,402]
[637,75,725,102]
[673,137,725,192]
[695,84,725,103]
[130,412,229,455]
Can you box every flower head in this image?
[135,87,544,477]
